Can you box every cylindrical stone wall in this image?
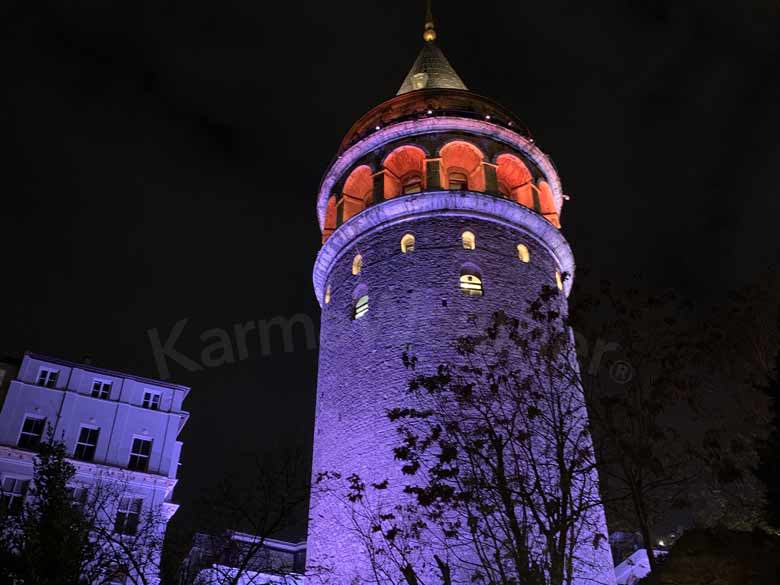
[306,201,599,583]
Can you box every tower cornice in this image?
[313,190,574,306]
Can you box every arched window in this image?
[448,170,469,190]
[383,145,426,199]
[537,180,561,228]
[342,166,374,222]
[352,254,363,275]
[462,231,476,250]
[440,141,485,192]
[459,264,483,296]
[517,244,530,263]
[323,195,337,243]
[556,271,564,291]
[324,284,332,304]
[354,294,369,319]
[401,233,416,253]
[496,153,533,206]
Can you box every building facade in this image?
[0,352,189,584]
[307,11,615,585]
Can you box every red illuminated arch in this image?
[440,141,485,192]
[341,165,373,222]
[323,195,337,243]
[536,180,560,228]
[383,145,426,199]
[496,153,533,206]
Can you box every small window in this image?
[67,486,89,510]
[354,295,369,319]
[448,171,468,190]
[459,273,483,296]
[402,174,422,194]
[462,231,476,250]
[36,367,59,388]
[128,437,152,472]
[74,426,99,461]
[91,379,112,400]
[114,498,142,535]
[142,391,161,410]
[0,477,29,514]
[517,244,530,263]
[352,254,363,275]
[18,417,46,450]
[556,271,564,291]
[324,284,332,305]
[401,233,416,253]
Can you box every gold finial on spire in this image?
[423,0,437,42]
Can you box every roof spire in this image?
[423,0,436,42]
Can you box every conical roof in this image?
[397,42,468,95]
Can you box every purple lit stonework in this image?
[306,26,615,585]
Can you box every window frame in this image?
[461,231,476,250]
[459,273,484,296]
[17,415,46,450]
[517,244,530,263]
[74,425,100,462]
[36,367,59,388]
[91,378,112,400]
[114,497,142,536]
[127,437,153,473]
[142,390,161,411]
[0,474,30,514]
[401,233,416,254]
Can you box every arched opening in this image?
[459,263,483,296]
[352,254,363,275]
[401,233,416,253]
[517,244,530,263]
[496,154,533,207]
[556,271,564,291]
[537,180,560,228]
[323,195,337,243]
[341,165,373,222]
[324,284,332,304]
[462,230,476,250]
[383,145,426,199]
[440,141,485,191]
[353,284,369,319]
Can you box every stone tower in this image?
[307,9,615,585]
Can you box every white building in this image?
[0,352,189,584]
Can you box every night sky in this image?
[3,1,779,538]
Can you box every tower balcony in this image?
[318,112,566,245]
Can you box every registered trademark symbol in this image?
[609,360,634,384]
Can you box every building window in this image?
[18,416,46,450]
[74,426,99,461]
[36,367,59,388]
[354,295,369,320]
[401,233,416,253]
[448,171,468,190]
[459,274,484,296]
[68,486,89,510]
[517,244,530,263]
[128,438,152,472]
[91,379,112,400]
[324,284,331,304]
[556,271,564,291]
[142,391,161,410]
[0,477,29,514]
[462,231,476,250]
[352,254,363,275]
[402,173,422,194]
[114,497,142,535]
